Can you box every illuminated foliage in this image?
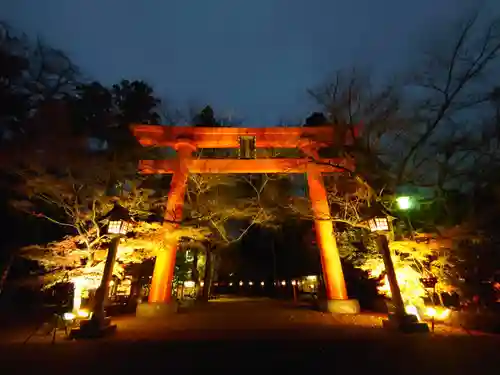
[300,12,500,304]
[356,238,454,308]
[19,220,213,288]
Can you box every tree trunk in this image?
[127,277,140,307]
[212,253,220,286]
[201,247,213,301]
[0,253,15,296]
[192,250,199,282]
[192,250,201,298]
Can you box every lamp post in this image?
[366,214,429,333]
[79,203,131,338]
[291,280,298,304]
[396,195,415,239]
[421,276,438,332]
[396,196,412,210]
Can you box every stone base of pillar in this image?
[136,301,179,318]
[319,299,360,314]
[382,313,430,333]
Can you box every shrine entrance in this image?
[131,125,360,315]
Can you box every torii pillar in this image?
[307,166,358,312]
[136,140,195,317]
[132,125,360,317]
[301,141,359,313]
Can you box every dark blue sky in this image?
[2,1,498,125]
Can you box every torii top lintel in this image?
[130,124,357,174]
[130,124,354,149]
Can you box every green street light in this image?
[396,196,412,210]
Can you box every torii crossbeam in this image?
[131,125,360,315]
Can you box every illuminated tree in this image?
[295,10,500,307]
[307,11,500,216]
[19,220,211,289]
[183,173,280,300]
[11,142,280,295]
[0,22,81,294]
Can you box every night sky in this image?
[3,1,498,125]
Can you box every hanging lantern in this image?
[361,203,392,233]
[106,203,132,235]
[366,216,390,232]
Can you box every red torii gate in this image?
[131,125,360,315]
